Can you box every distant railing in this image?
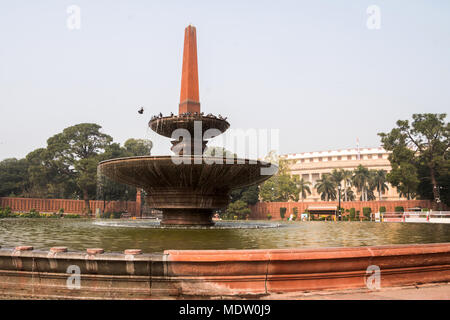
[381,211,450,224]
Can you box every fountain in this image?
[98,25,275,226]
[1,25,450,300]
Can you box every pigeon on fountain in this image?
[138,107,144,114]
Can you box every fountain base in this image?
[160,209,214,226]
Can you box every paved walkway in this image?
[1,283,449,300]
[263,283,450,300]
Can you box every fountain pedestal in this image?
[160,209,214,226]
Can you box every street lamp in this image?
[337,185,342,221]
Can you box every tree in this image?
[0,123,154,206]
[341,169,353,201]
[371,169,389,201]
[259,174,300,202]
[296,177,311,202]
[230,185,259,205]
[352,165,371,201]
[365,188,376,201]
[123,139,153,156]
[224,200,251,220]
[0,158,29,197]
[25,147,77,199]
[46,123,113,213]
[379,113,449,208]
[399,189,417,200]
[204,146,237,159]
[314,174,337,201]
[388,162,419,200]
[330,169,345,201]
[345,188,356,201]
[330,169,344,186]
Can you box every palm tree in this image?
[352,165,370,201]
[371,169,389,201]
[364,189,377,201]
[345,188,356,201]
[399,189,417,200]
[315,174,337,201]
[330,169,344,197]
[296,177,312,202]
[341,169,353,201]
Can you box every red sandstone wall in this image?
[0,197,138,216]
[250,200,433,220]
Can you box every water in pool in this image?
[1,218,449,253]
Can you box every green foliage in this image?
[25,209,40,218]
[296,177,312,201]
[341,169,353,201]
[0,123,153,207]
[330,169,344,186]
[123,139,153,156]
[371,170,389,200]
[379,113,449,207]
[362,207,372,219]
[259,174,300,202]
[349,208,356,221]
[280,207,287,219]
[63,214,81,219]
[0,207,14,218]
[100,211,123,219]
[223,200,251,220]
[314,174,337,201]
[292,207,298,221]
[204,146,237,159]
[267,213,272,220]
[0,207,82,219]
[352,165,371,201]
[0,158,29,197]
[395,206,404,212]
[230,185,259,205]
[379,206,386,213]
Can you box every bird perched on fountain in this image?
[138,107,144,114]
[170,112,174,117]
[159,112,163,118]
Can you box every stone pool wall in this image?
[0,243,449,299]
[250,200,434,220]
[0,197,139,216]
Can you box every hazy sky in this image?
[1,0,449,160]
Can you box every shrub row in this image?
[100,211,124,219]
[0,207,80,219]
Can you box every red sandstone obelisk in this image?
[179,25,200,114]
